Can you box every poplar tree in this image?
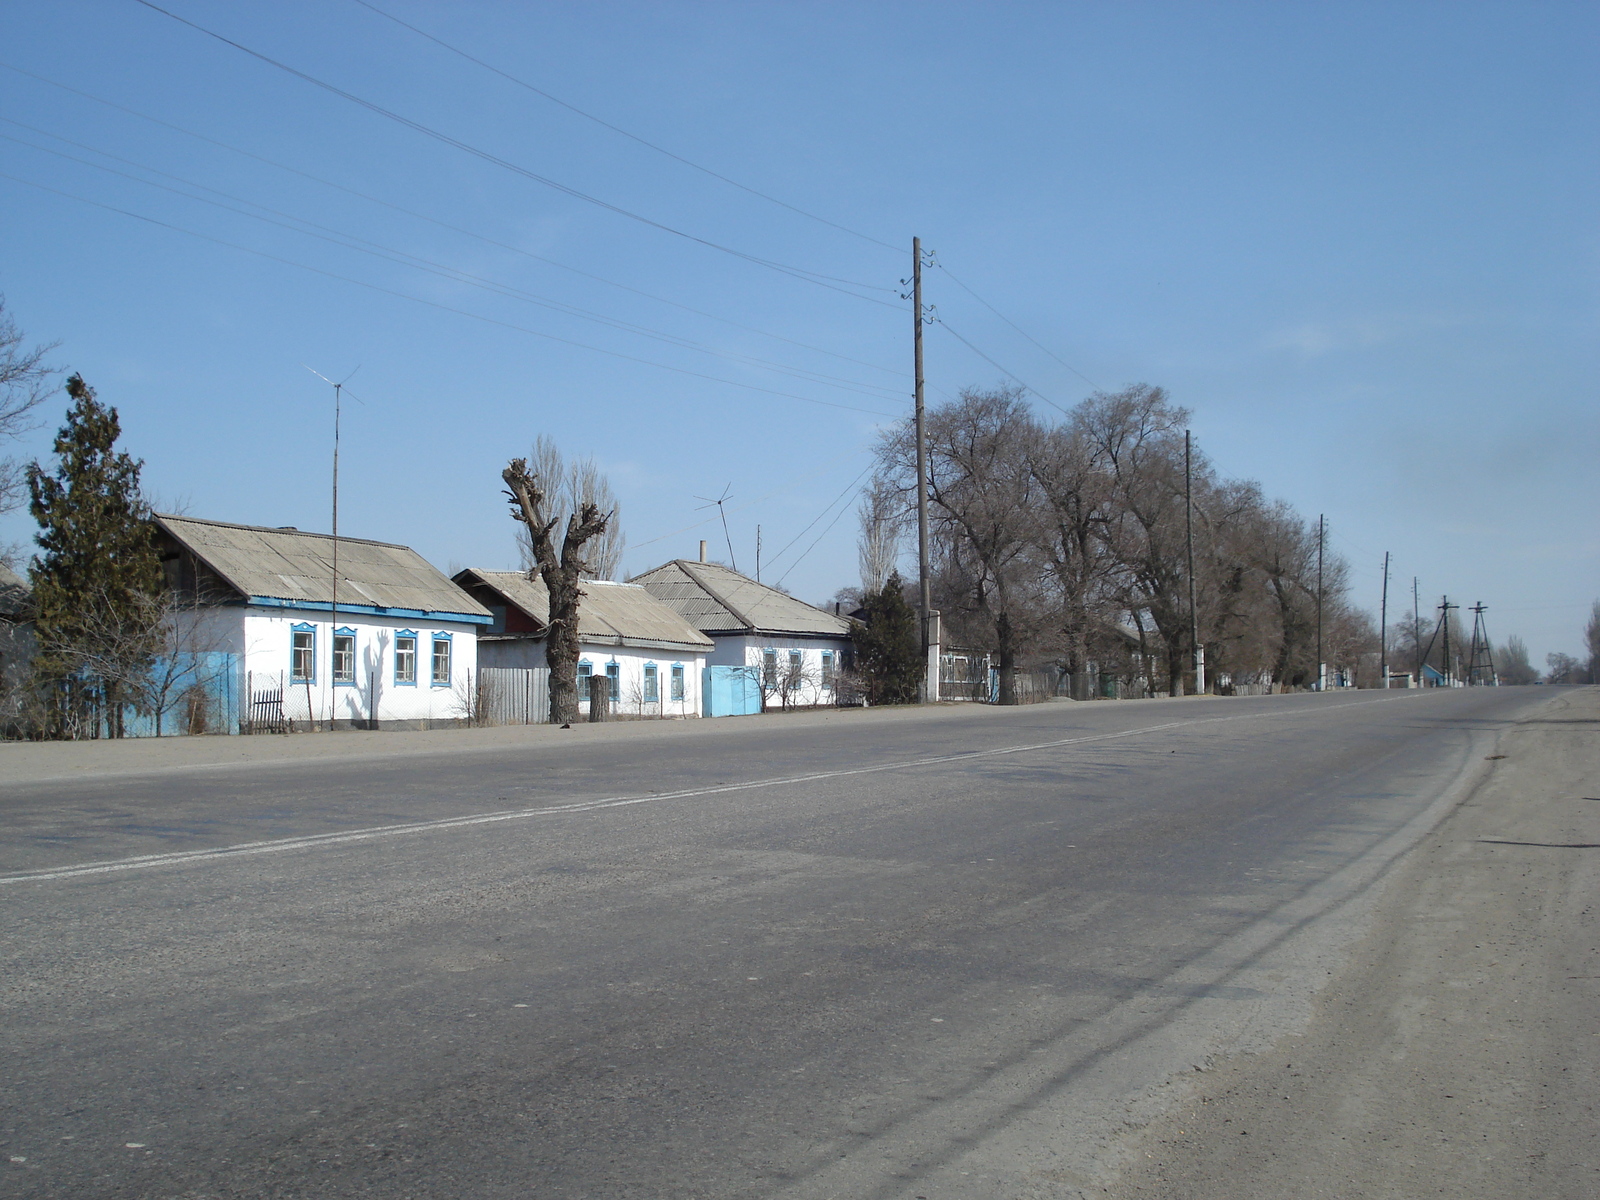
[852,571,922,705]
[27,375,162,737]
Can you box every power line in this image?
[935,320,1070,416]
[0,60,909,382]
[0,169,904,419]
[765,463,875,571]
[348,0,901,255]
[937,261,1104,393]
[2,126,907,403]
[130,0,904,307]
[775,466,875,587]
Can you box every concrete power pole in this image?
[1185,430,1203,695]
[1315,515,1325,691]
[1380,550,1390,688]
[912,237,937,702]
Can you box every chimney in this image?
[699,540,708,563]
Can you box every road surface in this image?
[0,686,1581,1198]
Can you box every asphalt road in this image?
[0,688,1553,1198]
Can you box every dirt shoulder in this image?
[1104,686,1600,1200]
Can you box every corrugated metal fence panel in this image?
[480,667,550,725]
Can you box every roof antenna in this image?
[694,484,737,572]
[303,363,361,728]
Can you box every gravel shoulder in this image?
[1103,686,1600,1200]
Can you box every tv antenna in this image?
[694,484,737,571]
[303,364,361,726]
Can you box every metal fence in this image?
[479,667,551,725]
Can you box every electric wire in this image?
[131,0,904,308]
[764,463,874,571]
[626,447,873,553]
[935,320,1071,416]
[1,126,908,403]
[0,169,903,419]
[774,465,876,586]
[348,0,901,255]
[0,60,908,382]
[938,261,1104,392]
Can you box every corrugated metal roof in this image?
[0,562,29,619]
[460,570,713,653]
[631,560,853,638]
[155,514,490,620]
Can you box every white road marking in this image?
[0,694,1423,885]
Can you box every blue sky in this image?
[1,1,1595,662]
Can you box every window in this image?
[332,627,356,685]
[290,624,315,682]
[431,632,452,686]
[394,632,417,685]
[788,649,803,689]
[577,660,593,684]
[670,663,685,701]
[605,661,620,701]
[643,662,659,703]
[821,650,835,688]
[762,648,777,688]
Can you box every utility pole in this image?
[1413,576,1422,684]
[913,236,934,702]
[1466,602,1496,685]
[1439,596,1459,686]
[1185,430,1202,695]
[1379,551,1390,688]
[755,524,761,584]
[1315,514,1324,690]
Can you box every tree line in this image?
[870,383,1370,697]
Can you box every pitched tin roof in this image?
[155,514,491,623]
[0,562,29,620]
[457,569,713,654]
[630,560,853,638]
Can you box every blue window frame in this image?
[332,626,357,686]
[605,660,620,702]
[290,622,316,683]
[762,648,777,688]
[643,662,659,704]
[670,663,685,702]
[394,630,418,686]
[788,649,803,689]
[431,631,452,686]
[821,650,835,688]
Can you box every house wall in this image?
[707,634,854,708]
[229,606,481,730]
[480,637,704,719]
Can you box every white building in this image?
[452,569,712,719]
[631,556,855,709]
[155,515,491,731]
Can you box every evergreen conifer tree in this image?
[27,375,162,737]
[852,570,922,704]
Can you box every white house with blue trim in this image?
[631,556,855,710]
[155,514,491,731]
[453,568,712,719]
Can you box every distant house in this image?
[631,557,854,708]
[0,562,36,717]
[155,515,491,731]
[452,568,713,718]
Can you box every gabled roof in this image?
[0,562,29,620]
[455,569,713,654]
[155,514,491,624]
[631,559,853,639]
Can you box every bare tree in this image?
[1,297,59,541]
[1495,635,1538,686]
[514,436,624,580]
[856,476,903,593]
[503,451,611,725]
[1586,599,1600,684]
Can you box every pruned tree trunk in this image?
[503,457,610,726]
